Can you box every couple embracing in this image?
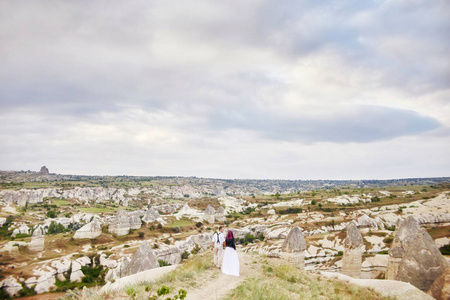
[211,226,240,277]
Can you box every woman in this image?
[221,229,240,276]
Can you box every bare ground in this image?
[185,251,258,300]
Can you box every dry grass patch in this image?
[226,263,392,300]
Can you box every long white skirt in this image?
[221,247,240,277]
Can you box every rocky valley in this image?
[0,169,449,299]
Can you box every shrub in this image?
[138,232,145,238]
[439,244,450,255]
[191,245,201,255]
[311,200,317,205]
[48,221,66,234]
[46,210,58,218]
[158,259,171,267]
[195,222,203,228]
[371,196,381,202]
[164,239,171,245]
[383,236,394,244]
[181,251,190,260]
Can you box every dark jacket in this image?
[226,237,236,250]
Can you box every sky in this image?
[0,0,449,180]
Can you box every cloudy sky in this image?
[0,0,449,180]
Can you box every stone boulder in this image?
[386,215,449,291]
[28,226,45,251]
[267,209,276,215]
[73,219,102,239]
[342,222,363,278]
[123,242,159,277]
[427,267,450,300]
[281,227,307,270]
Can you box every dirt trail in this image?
[185,251,258,300]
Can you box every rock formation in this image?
[39,166,49,175]
[73,218,102,239]
[204,205,215,223]
[108,210,142,236]
[123,242,159,277]
[267,209,276,215]
[0,276,22,297]
[386,215,449,291]
[357,214,377,228]
[28,226,45,251]
[70,261,84,282]
[281,227,307,269]
[215,206,226,222]
[142,207,160,224]
[427,267,450,300]
[342,222,363,278]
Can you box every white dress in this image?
[221,246,240,277]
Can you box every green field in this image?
[169,218,195,227]
[51,199,70,206]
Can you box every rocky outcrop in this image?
[386,216,449,291]
[267,209,276,215]
[142,207,160,223]
[0,276,22,297]
[28,226,45,251]
[342,222,363,278]
[204,205,215,223]
[73,218,102,239]
[39,166,50,175]
[108,210,142,236]
[25,273,55,294]
[357,214,377,228]
[281,227,307,270]
[427,267,450,300]
[123,242,159,277]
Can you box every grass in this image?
[225,263,392,300]
[168,218,195,228]
[426,225,450,240]
[61,251,214,300]
[51,199,70,206]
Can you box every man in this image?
[211,226,225,269]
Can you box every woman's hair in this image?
[226,230,234,240]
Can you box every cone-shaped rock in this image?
[387,215,449,291]
[204,205,215,223]
[73,219,102,239]
[28,226,45,251]
[281,227,306,270]
[282,227,306,253]
[342,222,363,278]
[215,206,226,222]
[123,242,159,277]
[217,206,225,214]
[204,205,215,215]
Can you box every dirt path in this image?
[185,251,258,300]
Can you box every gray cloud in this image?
[0,0,449,178]
[210,105,441,143]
